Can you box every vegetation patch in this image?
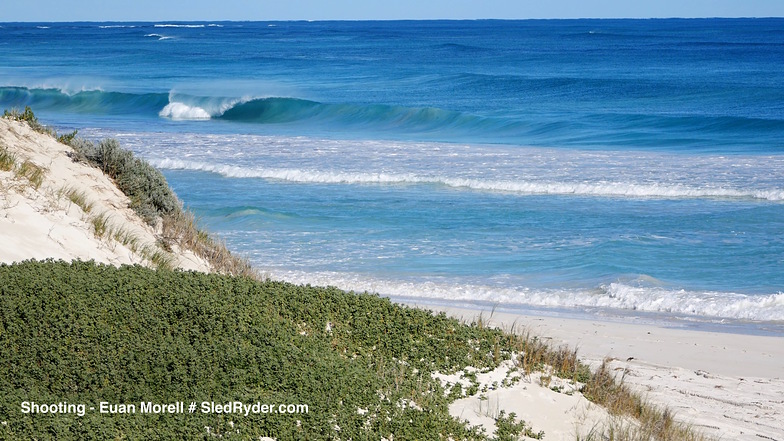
[89,212,112,238]
[0,260,711,441]
[68,137,180,225]
[14,160,46,190]
[0,146,17,172]
[3,106,50,135]
[0,260,512,440]
[580,360,708,441]
[58,186,95,214]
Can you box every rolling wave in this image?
[0,86,533,136]
[2,86,783,148]
[152,158,784,201]
[0,86,169,115]
[218,97,500,133]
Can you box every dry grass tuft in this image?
[505,328,591,383]
[15,160,47,190]
[88,211,175,271]
[0,146,17,172]
[89,212,112,238]
[579,359,712,441]
[59,186,94,214]
[161,210,259,278]
[483,326,713,441]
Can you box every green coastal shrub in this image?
[0,260,510,440]
[68,138,179,225]
[3,106,52,136]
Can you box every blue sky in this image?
[3,0,784,22]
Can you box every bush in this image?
[3,106,52,135]
[68,137,180,225]
[0,260,505,440]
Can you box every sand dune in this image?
[0,118,210,271]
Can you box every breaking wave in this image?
[4,86,783,149]
[272,270,784,322]
[152,158,784,201]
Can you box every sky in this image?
[2,0,784,22]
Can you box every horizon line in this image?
[2,16,784,24]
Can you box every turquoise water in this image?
[2,19,783,324]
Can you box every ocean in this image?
[2,19,783,329]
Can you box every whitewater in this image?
[2,19,783,326]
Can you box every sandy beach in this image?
[3,116,784,440]
[421,303,784,441]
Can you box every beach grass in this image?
[14,159,46,190]
[579,360,711,441]
[89,211,111,238]
[58,186,95,214]
[0,146,17,171]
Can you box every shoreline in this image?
[391,294,784,338]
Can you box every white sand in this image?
[433,358,613,439]
[0,118,211,272]
[423,304,784,441]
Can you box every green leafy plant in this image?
[0,260,507,440]
[493,410,544,440]
[3,106,52,135]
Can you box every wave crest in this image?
[152,158,784,201]
[159,102,211,120]
[271,269,784,322]
[3,85,784,150]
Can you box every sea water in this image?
[2,19,783,328]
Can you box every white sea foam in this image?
[33,83,105,96]
[144,33,174,40]
[151,158,784,201]
[157,94,251,120]
[158,103,211,120]
[154,24,206,28]
[269,269,784,322]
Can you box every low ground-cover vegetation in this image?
[0,260,525,440]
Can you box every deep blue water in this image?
[2,19,783,324]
